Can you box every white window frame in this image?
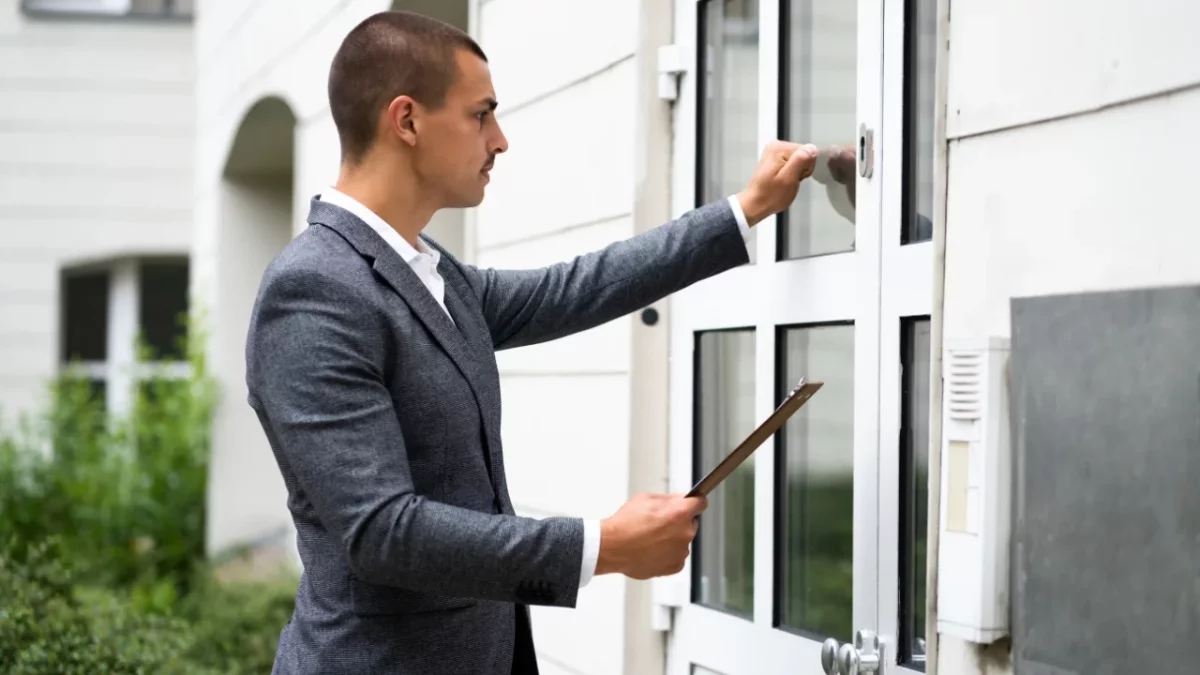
[60,256,192,418]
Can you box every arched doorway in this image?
[206,96,297,565]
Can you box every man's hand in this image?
[736,140,820,227]
[595,493,708,580]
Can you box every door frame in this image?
[661,0,934,673]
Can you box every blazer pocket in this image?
[348,575,478,616]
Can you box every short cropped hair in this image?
[328,11,488,163]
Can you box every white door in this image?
[662,0,938,673]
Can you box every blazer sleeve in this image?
[461,198,749,351]
[247,266,586,607]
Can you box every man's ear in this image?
[387,96,419,147]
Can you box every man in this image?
[245,10,818,675]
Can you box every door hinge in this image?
[649,572,687,630]
[656,43,686,101]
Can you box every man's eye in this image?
[476,111,490,121]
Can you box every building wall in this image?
[0,0,193,425]
[473,1,644,673]
[938,0,1200,672]
[193,0,396,557]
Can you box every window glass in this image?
[900,317,931,666]
[776,323,855,639]
[698,0,760,264]
[779,0,858,259]
[24,0,191,17]
[693,328,757,616]
[139,259,189,361]
[61,270,110,363]
[902,0,937,244]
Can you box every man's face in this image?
[411,49,507,209]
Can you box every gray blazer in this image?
[245,196,749,675]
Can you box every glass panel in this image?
[777,323,854,639]
[139,259,189,361]
[698,0,760,264]
[903,0,937,243]
[25,0,190,17]
[779,0,858,259]
[900,317,931,666]
[693,329,757,616]
[61,269,110,363]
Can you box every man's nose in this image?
[491,125,509,155]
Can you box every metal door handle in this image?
[858,123,874,178]
[820,638,841,675]
[819,631,884,674]
[839,630,883,675]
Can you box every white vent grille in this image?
[946,349,984,420]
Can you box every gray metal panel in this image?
[1010,284,1200,675]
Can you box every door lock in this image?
[819,630,884,675]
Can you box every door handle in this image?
[820,638,841,675]
[858,123,874,179]
[819,631,884,675]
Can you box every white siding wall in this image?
[474,0,642,673]
[939,1,1200,673]
[193,0,400,557]
[0,0,193,425]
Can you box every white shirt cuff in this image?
[726,194,755,255]
[579,518,601,588]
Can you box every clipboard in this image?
[687,378,823,498]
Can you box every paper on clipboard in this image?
[686,378,823,498]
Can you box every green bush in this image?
[0,321,295,674]
[0,539,195,675]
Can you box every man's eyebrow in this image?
[478,97,498,111]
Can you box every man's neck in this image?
[334,161,437,248]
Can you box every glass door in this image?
[662,0,937,673]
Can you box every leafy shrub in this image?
[0,320,296,674]
[0,539,195,675]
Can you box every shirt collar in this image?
[319,187,440,266]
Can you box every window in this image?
[778,0,858,260]
[902,0,937,244]
[61,268,110,364]
[22,0,192,19]
[58,257,191,416]
[139,260,190,361]
[692,328,757,617]
[899,316,931,667]
[775,322,854,640]
[698,0,760,264]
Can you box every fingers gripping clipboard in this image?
[687,378,823,498]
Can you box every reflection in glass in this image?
[779,0,858,259]
[901,318,931,666]
[777,324,854,639]
[693,329,757,616]
[903,0,937,243]
[699,0,760,264]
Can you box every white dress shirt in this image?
[319,187,753,590]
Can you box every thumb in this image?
[780,143,819,182]
[680,495,708,518]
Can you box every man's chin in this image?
[447,192,485,209]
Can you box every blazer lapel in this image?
[306,199,484,407]
[438,265,513,511]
